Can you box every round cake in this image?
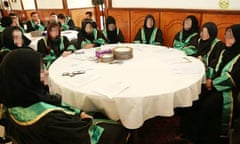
[113,46,133,60]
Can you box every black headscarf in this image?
[182,15,199,41]
[1,16,12,27]
[0,49,60,108]
[217,24,240,75]
[198,22,218,56]
[105,16,119,43]
[143,15,156,43]
[81,19,95,42]
[2,26,31,50]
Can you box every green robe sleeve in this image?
[213,72,236,91]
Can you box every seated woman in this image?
[57,13,75,31]
[180,24,240,144]
[196,22,225,67]
[0,49,128,144]
[37,22,76,69]
[78,19,106,49]
[0,26,31,63]
[103,16,124,44]
[173,15,199,56]
[134,15,163,45]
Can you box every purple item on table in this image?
[96,49,112,58]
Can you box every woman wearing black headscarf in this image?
[134,14,163,45]
[37,22,76,69]
[102,16,124,44]
[78,19,106,48]
[0,49,128,144]
[0,26,31,63]
[187,24,240,144]
[173,15,199,56]
[197,22,225,67]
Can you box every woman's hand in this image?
[205,78,213,91]
[198,56,203,62]
[80,112,93,119]
[62,51,72,57]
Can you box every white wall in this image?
[67,0,93,9]
[36,0,63,9]
[112,0,240,10]
[10,0,22,10]
[22,0,35,10]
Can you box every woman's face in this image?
[146,18,154,28]
[225,29,236,48]
[108,23,116,31]
[184,18,192,31]
[200,27,210,41]
[13,30,23,47]
[85,23,94,34]
[49,27,59,39]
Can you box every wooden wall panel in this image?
[37,9,68,26]
[108,9,130,42]
[160,12,201,47]
[69,8,95,27]
[201,13,240,42]
[130,10,159,42]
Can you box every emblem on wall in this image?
[219,0,230,9]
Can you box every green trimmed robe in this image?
[77,29,105,48]
[5,102,128,144]
[7,102,102,144]
[134,27,163,45]
[61,16,75,30]
[173,31,199,56]
[206,51,240,135]
[37,36,76,69]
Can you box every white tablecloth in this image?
[25,30,78,51]
[48,44,205,129]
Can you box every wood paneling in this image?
[130,10,159,42]
[160,12,201,47]
[106,8,240,47]
[37,9,68,25]
[69,8,95,27]
[108,9,130,42]
[201,13,240,42]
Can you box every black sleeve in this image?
[97,30,107,41]
[37,39,48,57]
[23,35,31,46]
[155,28,163,45]
[134,29,142,42]
[77,31,85,47]
[209,41,225,68]
[62,36,72,51]
[26,21,33,33]
[118,29,125,43]
[68,19,75,30]
[41,111,92,144]
[230,59,240,88]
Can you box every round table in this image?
[48,44,205,129]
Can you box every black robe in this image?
[0,49,128,144]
